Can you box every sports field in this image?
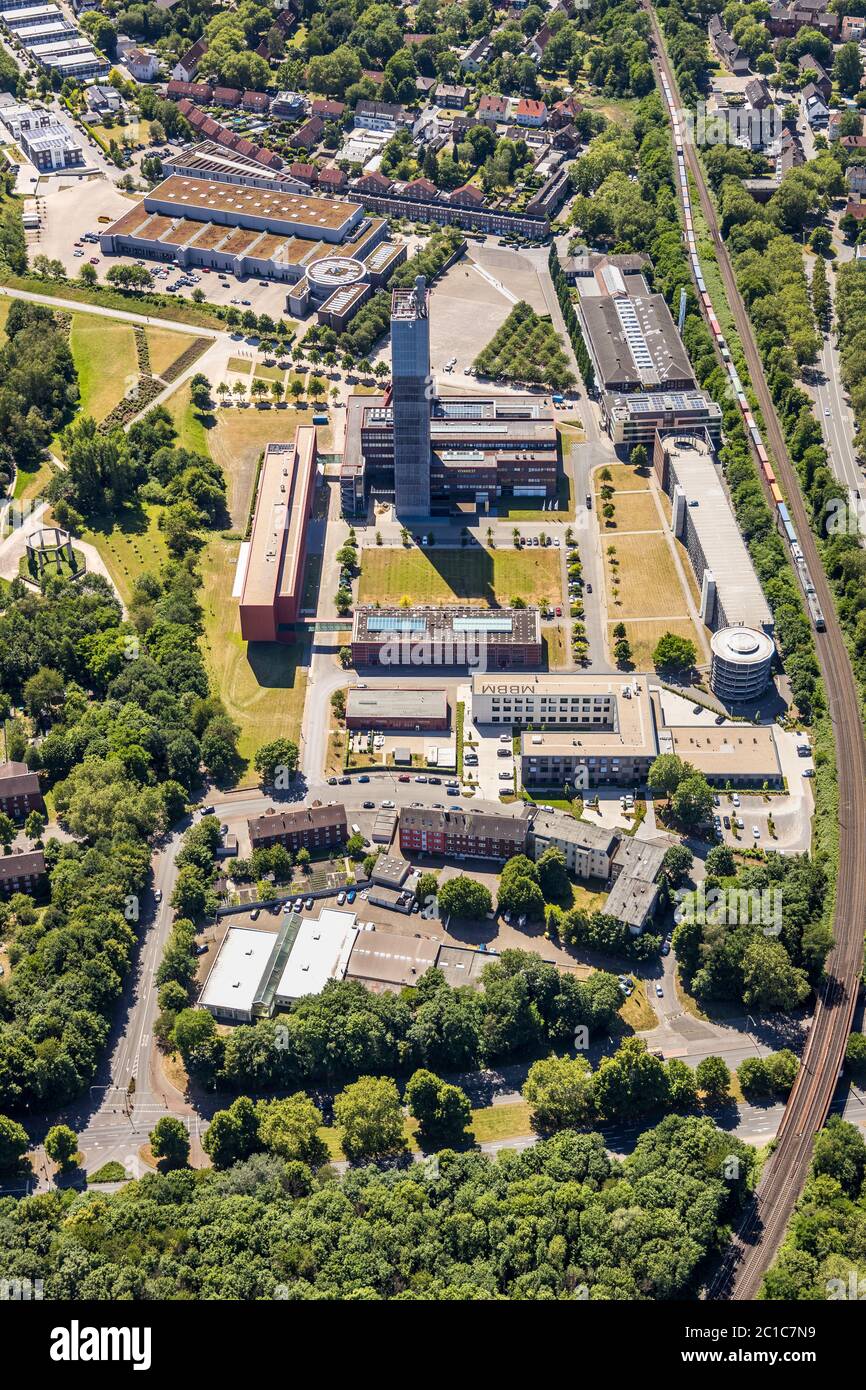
[358,546,562,607]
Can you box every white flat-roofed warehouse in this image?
[653,431,773,636]
[346,686,449,730]
[274,908,358,1004]
[199,923,286,1022]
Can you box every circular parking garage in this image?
[710,626,775,702]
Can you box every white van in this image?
[351,823,361,836]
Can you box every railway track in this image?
[643,1,866,1299]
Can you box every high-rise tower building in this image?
[391,275,431,516]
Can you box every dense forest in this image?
[0,1114,755,1299]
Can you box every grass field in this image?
[164,380,213,456]
[358,546,562,607]
[620,980,659,1032]
[200,535,308,771]
[596,463,650,491]
[542,623,566,668]
[71,314,138,422]
[80,505,168,603]
[227,356,252,375]
[602,490,663,533]
[604,533,690,618]
[608,616,703,669]
[14,456,55,502]
[145,326,200,379]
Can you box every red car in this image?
[398,774,411,782]
[89,257,100,265]
[555,606,562,616]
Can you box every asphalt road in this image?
[646,3,866,1300]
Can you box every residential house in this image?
[415,75,437,96]
[708,14,750,74]
[318,165,347,191]
[289,160,316,184]
[166,79,212,103]
[840,134,866,154]
[847,164,866,198]
[0,762,45,818]
[213,86,242,108]
[171,36,207,83]
[242,90,270,114]
[434,82,469,109]
[311,98,345,121]
[462,35,493,71]
[272,91,307,119]
[248,804,348,853]
[86,84,123,116]
[801,81,830,128]
[291,115,324,150]
[0,850,47,897]
[527,23,553,61]
[841,15,865,40]
[549,95,583,129]
[744,76,773,110]
[513,97,548,126]
[354,99,409,131]
[125,46,159,81]
[450,182,486,208]
[477,93,509,122]
[798,53,831,100]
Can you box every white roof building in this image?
[200,924,285,1022]
[274,908,358,1004]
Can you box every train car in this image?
[744,412,756,432]
[770,482,784,506]
[756,443,769,465]
[749,425,762,447]
[809,593,826,632]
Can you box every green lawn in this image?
[70,313,138,422]
[79,505,168,604]
[200,534,309,772]
[164,380,213,455]
[358,546,562,607]
[145,325,201,379]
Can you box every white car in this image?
[824,407,831,416]
[381,799,395,809]
[655,984,664,998]
[731,793,740,807]
[752,825,761,839]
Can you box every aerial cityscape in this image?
[0,0,864,1343]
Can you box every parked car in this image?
[337,891,346,905]
[655,984,664,998]
[200,806,215,816]
[398,774,411,782]
[154,889,162,903]
[363,800,376,809]
[346,889,356,904]
[304,897,314,910]
[381,799,395,808]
